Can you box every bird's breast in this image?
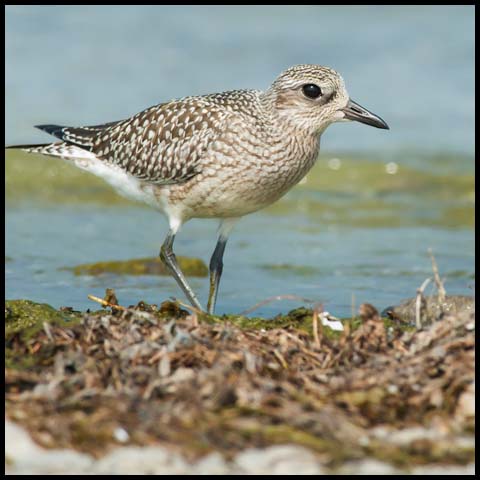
[166,129,320,219]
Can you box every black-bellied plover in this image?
[9,64,389,314]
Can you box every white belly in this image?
[69,153,161,209]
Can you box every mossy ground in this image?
[63,256,208,277]
[5,296,474,468]
[5,300,84,370]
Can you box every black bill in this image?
[342,99,389,130]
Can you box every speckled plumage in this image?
[24,65,356,225]
[17,64,388,313]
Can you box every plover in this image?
[8,64,389,314]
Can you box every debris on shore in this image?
[5,290,475,470]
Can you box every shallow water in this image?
[5,151,474,317]
[5,6,474,154]
[4,204,475,317]
[5,6,475,316]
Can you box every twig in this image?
[428,248,446,303]
[312,304,323,348]
[190,312,199,327]
[312,309,320,348]
[172,298,205,316]
[415,277,431,330]
[43,322,54,342]
[273,349,288,369]
[87,294,127,311]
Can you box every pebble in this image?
[233,445,324,475]
[5,420,475,475]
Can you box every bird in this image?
[7,64,389,315]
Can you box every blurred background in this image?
[5,5,475,317]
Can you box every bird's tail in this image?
[6,143,54,154]
[5,141,81,158]
[6,122,120,159]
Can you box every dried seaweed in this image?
[5,295,475,466]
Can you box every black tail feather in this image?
[35,123,96,148]
[35,124,68,141]
[5,143,51,150]
[7,120,123,151]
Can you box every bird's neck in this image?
[259,89,326,140]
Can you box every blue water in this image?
[5,6,475,317]
[5,206,474,317]
[6,5,474,154]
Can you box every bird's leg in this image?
[207,236,228,315]
[207,218,238,315]
[160,229,203,311]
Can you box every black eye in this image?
[302,84,322,99]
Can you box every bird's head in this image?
[263,64,389,135]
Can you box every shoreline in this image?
[5,295,475,474]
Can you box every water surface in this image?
[5,151,474,317]
[5,6,475,316]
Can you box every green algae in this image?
[203,305,415,341]
[5,299,81,339]
[232,421,350,460]
[5,299,83,370]
[259,263,320,277]
[63,256,208,277]
[366,439,475,469]
[205,308,310,330]
[264,155,474,228]
[6,150,474,228]
[205,307,348,340]
[5,150,131,206]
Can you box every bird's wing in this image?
[36,97,234,185]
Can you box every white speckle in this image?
[387,384,399,394]
[320,312,344,331]
[358,435,370,447]
[328,157,341,170]
[385,162,398,175]
[113,427,129,443]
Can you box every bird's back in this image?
[10,87,320,219]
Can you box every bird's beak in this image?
[341,99,389,130]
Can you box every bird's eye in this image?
[302,84,322,99]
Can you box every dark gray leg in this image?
[207,235,228,315]
[160,230,203,311]
[206,218,238,315]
